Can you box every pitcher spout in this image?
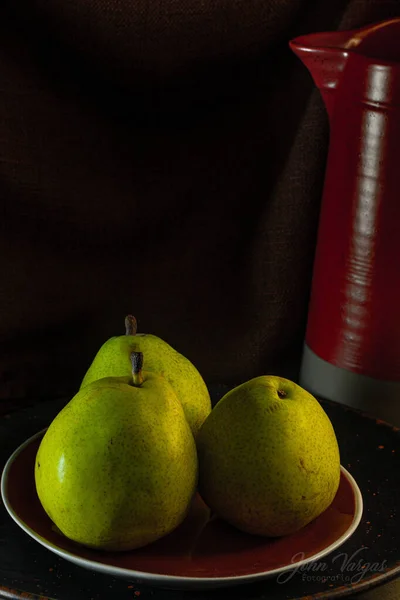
[290,18,400,120]
[289,31,351,120]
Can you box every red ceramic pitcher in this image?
[290,18,400,425]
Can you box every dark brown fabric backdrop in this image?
[1,0,399,404]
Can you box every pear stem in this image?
[131,351,144,386]
[125,315,138,336]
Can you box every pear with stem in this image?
[35,351,198,551]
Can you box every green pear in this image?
[35,352,198,551]
[81,316,211,439]
[197,376,340,537]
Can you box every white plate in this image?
[1,429,363,590]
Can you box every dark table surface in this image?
[1,385,399,600]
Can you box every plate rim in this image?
[1,428,364,590]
